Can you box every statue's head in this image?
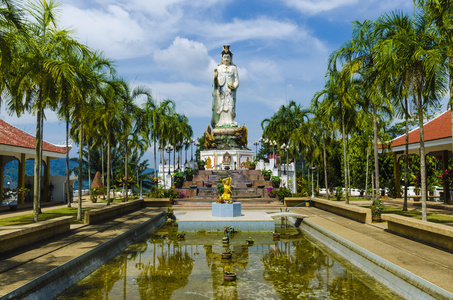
[221,45,233,65]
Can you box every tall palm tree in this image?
[415,0,453,204]
[378,10,446,220]
[6,0,88,222]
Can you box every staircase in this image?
[179,169,274,202]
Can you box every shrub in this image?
[335,186,343,201]
[270,176,281,183]
[371,199,383,216]
[274,187,291,201]
[262,169,272,176]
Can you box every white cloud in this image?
[196,17,300,48]
[282,0,358,15]
[61,4,149,59]
[153,37,217,82]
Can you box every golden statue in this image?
[236,125,248,148]
[218,177,233,204]
[204,125,216,149]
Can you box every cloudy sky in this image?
[1,0,417,165]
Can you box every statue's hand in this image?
[228,83,236,90]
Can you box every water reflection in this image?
[56,222,399,299]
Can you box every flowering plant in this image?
[440,169,453,185]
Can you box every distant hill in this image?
[3,158,154,190]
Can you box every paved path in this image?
[291,206,453,294]
[0,205,165,297]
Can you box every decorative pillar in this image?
[0,156,4,202]
[44,156,51,202]
[394,153,401,198]
[18,154,26,204]
[442,150,450,204]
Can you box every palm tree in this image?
[6,0,88,222]
[378,10,446,220]
[415,0,453,204]
[116,78,151,201]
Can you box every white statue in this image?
[211,45,239,128]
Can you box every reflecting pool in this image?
[55,221,401,299]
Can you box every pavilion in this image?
[0,118,70,204]
[385,110,452,202]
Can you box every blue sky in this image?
[1,0,416,166]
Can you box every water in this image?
[55,222,401,299]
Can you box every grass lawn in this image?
[0,207,96,226]
[368,206,453,225]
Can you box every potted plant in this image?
[274,187,291,201]
[184,167,194,181]
[90,188,101,203]
[335,186,343,201]
[173,171,185,188]
[262,169,272,180]
[371,199,383,222]
[271,176,281,188]
[273,232,280,239]
[247,161,256,170]
[267,187,276,198]
[197,160,206,170]
[177,231,186,239]
[246,237,254,246]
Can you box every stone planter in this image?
[221,252,232,259]
[246,183,253,187]
[272,181,281,188]
[198,165,205,170]
[206,183,213,188]
[248,165,256,170]
[372,215,382,222]
[186,175,193,181]
[264,175,271,181]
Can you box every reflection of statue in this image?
[219,177,233,203]
[211,45,239,128]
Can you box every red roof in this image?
[0,119,68,154]
[391,110,452,147]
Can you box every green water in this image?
[55,222,401,299]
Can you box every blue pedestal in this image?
[212,202,241,217]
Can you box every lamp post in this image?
[253,140,259,159]
[281,143,289,175]
[309,162,316,198]
[165,145,173,175]
[191,138,195,162]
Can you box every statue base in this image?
[200,149,254,170]
[212,202,241,217]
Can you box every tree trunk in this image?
[341,105,349,204]
[88,144,91,199]
[365,147,369,200]
[66,119,71,208]
[154,139,157,178]
[322,133,329,200]
[33,96,43,223]
[418,92,427,221]
[373,103,380,204]
[403,98,409,211]
[107,132,111,206]
[124,139,128,202]
[102,145,105,200]
[77,125,83,222]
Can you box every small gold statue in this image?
[204,125,216,149]
[217,176,233,204]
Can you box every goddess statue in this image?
[211,45,239,128]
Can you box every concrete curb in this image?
[2,211,167,300]
[301,218,453,300]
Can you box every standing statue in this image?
[211,45,239,128]
[219,176,233,203]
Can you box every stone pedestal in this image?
[212,202,241,217]
[200,149,254,170]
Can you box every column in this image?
[44,156,51,202]
[18,154,26,204]
[442,150,450,204]
[0,156,3,201]
[394,153,401,198]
